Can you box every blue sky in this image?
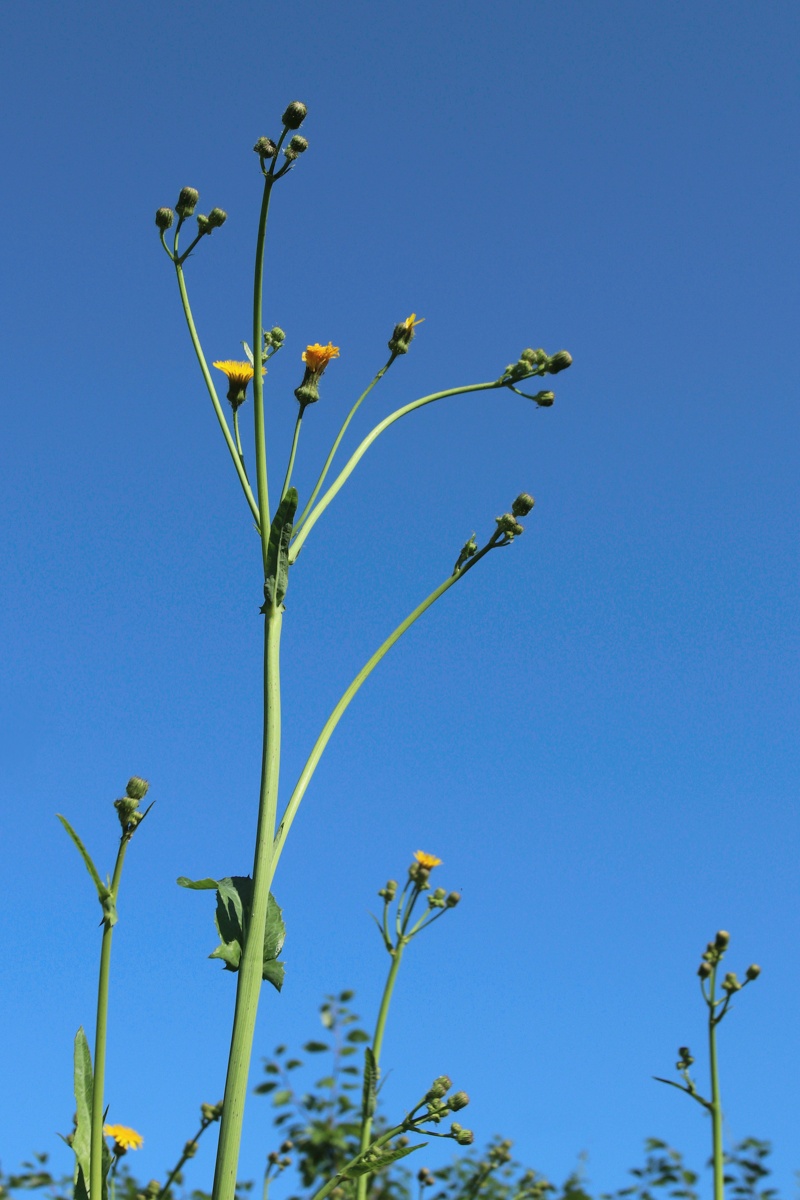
[1,1,798,1196]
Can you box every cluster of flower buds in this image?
[378,879,398,901]
[427,886,461,910]
[494,493,535,543]
[418,1167,437,1188]
[253,103,309,173]
[408,850,442,887]
[114,776,149,835]
[500,347,572,404]
[453,533,479,573]
[137,1181,161,1200]
[423,1075,472,1131]
[697,930,760,991]
[200,1100,224,1124]
[154,187,227,247]
[676,1046,694,1071]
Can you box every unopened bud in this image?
[207,208,227,229]
[455,1129,474,1146]
[533,391,555,407]
[715,930,730,950]
[449,1091,469,1111]
[512,493,535,517]
[519,348,537,363]
[445,891,461,907]
[427,1075,451,1099]
[176,187,199,217]
[196,215,211,235]
[546,350,573,374]
[155,207,174,231]
[126,777,149,800]
[496,513,525,537]
[280,1140,294,1153]
[183,1142,198,1159]
[269,326,286,345]
[722,971,742,993]
[282,101,308,129]
[450,1123,462,1134]
[745,964,761,980]
[698,961,712,978]
[253,137,277,158]
[289,135,308,153]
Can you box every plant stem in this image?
[156,1118,209,1200]
[709,965,725,1200]
[173,263,261,529]
[89,839,129,1200]
[252,177,275,552]
[211,603,283,1200]
[289,380,505,561]
[280,410,304,502]
[356,942,407,1200]
[293,357,396,534]
[308,1123,406,1200]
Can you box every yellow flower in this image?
[402,313,424,332]
[103,1125,143,1153]
[212,360,266,410]
[301,343,340,374]
[414,850,442,869]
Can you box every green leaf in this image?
[271,1090,292,1107]
[58,816,111,910]
[177,875,286,991]
[71,1028,93,1199]
[241,341,255,366]
[303,1041,330,1053]
[346,1029,370,1043]
[262,488,298,608]
[361,1047,377,1120]
[341,1143,426,1179]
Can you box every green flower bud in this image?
[533,391,555,407]
[519,348,537,363]
[512,493,535,517]
[155,207,174,231]
[445,891,461,907]
[722,971,742,993]
[269,326,286,345]
[698,961,712,978]
[196,214,211,235]
[282,101,308,129]
[207,208,228,229]
[126,776,149,800]
[546,350,573,374]
[455,1129,474,1146]
[253,137,278,158]
[280,1140,294,1153]
[428,1074,452,1098]
[746,964,761,980]
[294,378,320,407]
[289,135,308,153]
[183,1142,198,1159]
[450,1123,462,1134]
[175,187,199,218]
[715,930,730,950]
[496,513,525,537]
[145,1183,161,1198]
[283,147,299,162]
[449,1091,469,1111]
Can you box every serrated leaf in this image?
[178,875,286,991]
[361,1047,377,1120]
[263,489,297,608]
[342,1143,426,1179]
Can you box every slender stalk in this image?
[173,263,261,528]
[212,604,284,1200]
[355,943,406,1200]
[156,1117,210,1200]
[293,357,396,534]
[708,966,725,1200]
[289,381,504,561]
[252,177,275,556]
[273,535,500,867]
[89,840,130,1200]
[280,409,304,502]
[232,408,248,476]
[308,1122,406,1200]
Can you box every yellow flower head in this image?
[414,850,442,870]
[302,343,340,374]
[212,360,266,410]
[402,314,425,332]
[104,1125,143,1153]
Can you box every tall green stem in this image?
[709,967,724,1200]
[173,263,261,528]
[90,840,129,1200]
[212,604,283,1200]
[252,178,274,554]
[356,943,406,1200]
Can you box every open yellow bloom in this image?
[302,343,340,374]
[212,360,265,409]
[104,1124,143,1152]
[414,850,442,869]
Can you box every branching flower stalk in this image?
[654,930,761,1200]
[153,100,573,1200]
[354,853,463,1200]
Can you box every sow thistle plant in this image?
[55,97,574,1200]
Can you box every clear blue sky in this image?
[1,1,798,1196]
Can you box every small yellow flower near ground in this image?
[414,850,442,869]
[104,1124,143,1153]
[301,343,340,374]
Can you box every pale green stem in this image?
[156,1117,210,1200]
[232,408,248,475]
[709,965,725,1200]
[355,942,407,1200]
[272,540,497,870]
[90,839,129,1200]
[293,357,396,534]
[173,262,261,529]
[308,1121,406,1200]
[289,380,505,562]
[212,604,283,1200]
[252,177,275,557]
[280,409,304,502]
